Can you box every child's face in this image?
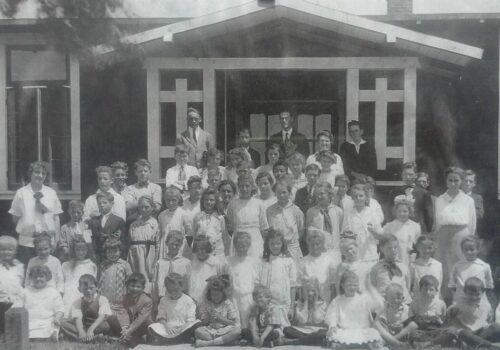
[465,287,483,304]
[167,238,182,256]
[0,244,16,262]
[207,174,221,189]
[97,198,113,215]
[203,194,217,213]
[421,284,438,300]
[239,131,251,146]
[315,188,331,207]
[234,238,250,256]
[386,289,405,307]
[79,281,97,298]
[289,160,303,176]
[230,154,243,167]
[365,185,374,199]
[336,181,348,197]
[74,243,88,260]
[166,281,183,299]
[342,277,359,297]
[135,165,151,183]
[318,135,331,152]
[352,189,366,209]
[275,185,290,205]
[165,194,180,211]
[238,181,253,199]
[113,168,127,186]
[106,247,121,262]
[32,273,48,289]
[189,182,203,201]
[401,168,416,185]
[257,177,272,195]
[417,240,434,260]
[395,204,410,222]
[307,235,324,256]
[128,281,144,296]
[269,237,283,256]
[268,149,280,164]
[254,293,271,310]
[196,246,210,261]
[462,241,479,262]
[446,173,462,192]
[319,157,333,170]
[97,172,112,191]
[175,152,189,166]
[382,241,399,262]
[69,206,83,222]
[343,243,358,262]
[305,169,320,186]
[211,289,224,304]
[273,165,287,180]
[208,154,222,168]
[219,184,234,203]
[35,241,51,258]
[138,200,153,218]
[416,176,429,189]
[463,175,476,193]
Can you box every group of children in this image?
[0,142,497,349]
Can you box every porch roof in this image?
[93,0,483,66]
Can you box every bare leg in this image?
[394,321,418,341]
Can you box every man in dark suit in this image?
[388,162,434,234]
[267,111,310,159]
[238,128,261,168]
[340,120,377,179]
[176,107,215,168]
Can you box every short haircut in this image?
[402,162,417,172]
[379,233,399,248]
[33,232,52,247]
[274,178,293,193]
[200,188,218,212]
[338,270,359,295]
[464,169,477,181]
[318,150,335,162]
[335,174,350,186]
[102,238,122,253]
[239,128,252,137]
[192,234,213,254]
[166,230,184,244]
[127,272,147,287]
[287,152,306,167]
[364,176,376,188]
[444,166,465,180]
[79,274,97,287]
[460,235,480,250]
[68,200,84,212]
[255,171,274,186]
[187,175,202,189]
[206,148,223,160]
[96,191,114,203]
[385,282,404,295]
[233,231,252,247]
[252,284,272,300]
[137,195,154,209]
[164,186,183,206]
[164,272,185,288]
[0,235,18,250]
[464,277,485,294]
[174,144,189,155]
[110,161,128,174]
[306,228,325,244]
[187,107,201,117]
[29,264,52,281]
[237,173,256,187]
[267,143,284,158]
[416,234,434,246]
[416,172,429,181]
[207,168,222,178]
[29,161,50,176]
[347,120,361,129]
[305,163,321,174]
[228,147,250,163]
[134,158,151,170]
[95,165,113,177]
[273,160,289,172]
[218,180,237,194]
[316,130,334,143]
[313,181,334,199]
[419,275,439,290]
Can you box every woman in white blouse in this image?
[306,130,344,176]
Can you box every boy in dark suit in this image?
[295,163,320,215]
[238,128,261,168]
[339,120,377,179]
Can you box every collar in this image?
[415,258,433,266]
[189,126,199,132]
[282,129,293,135]
[102,212,112,219]
[28,183,45,194]
[278,201,293,209]
[135,181,150,189]
[465,191,472,196]
[444,190,464,201]
[348,138,366,146]
[97,188,118,196]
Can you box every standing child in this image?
[411,235,443,298]
[463,169,484,220]
[149,273,199,345]
[363,176,385,225]
[258,229,298,327]
[227,174,269,258]
[115,273,153,348]
[272,160,289,183]
[318,150,340,188]
[217,180,237,216]
[200,148,226,189]
[255,172,277,210]
[126,159,163,221]
[98,238,133,310]
[383,196,421,266]
[127,195,159,292]
[26,232,64,294]
[409,275,446,334]
[295,163,321,216]
[288,152,307,195]
[60,274,112,342]
[17,265,64,340]
[183,176,203,224]
[266,179,304,262]
[165,144,200,196]
[256,144,283,182]
[62,236,98,316]
[326,270,383,350]
[58,200,94,262]
[206,168,222,191]
[225,148,248,184]
[227,231,261,329]
[335,238,373,294]
[238,128,261,168]
[195,276,241,347]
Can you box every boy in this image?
[334,174,353,212]
[463,169,484,220]
[182,176,202,223]
[318,150,338,188]
[206,168,222,190]
[238,128,261,168]
[126,159,163,220]
[61,274,112,342]
[295,163,320,215]
[272,160,289,182]
[165,144,199,195]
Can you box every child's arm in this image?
[289,287,297,320]
[248,316,260,347]
[367,222,384,240]
[373,318,405,347]
[259,325,275,346]
[86,313,106,339]
[75,317,87,340]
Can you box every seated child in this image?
[149,272,199,345]
[16,265,64,340]
[411,235,443,298]
[241,284,284,347]
[195,275,241,347]
[115,273,153,348]
[374,283,418,348]
[60,274,112,342]
[325,270,382,350]
[58,200,94,262]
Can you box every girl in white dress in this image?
[288,152,307,197]
[335,238,374,294]
[255,172,277,210]
[325,270,382,349]
[62,236,97,316]
[200,148,226,189]
[411,235,443,299]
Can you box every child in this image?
[463,169,484,220]
[98,238,133,309]
[238,128,261,168]
[225,147,248,184]
[306,181,343,254]
[206,168,222,190]
[373,283,418,347]
[149,273,199,344]
[152,231,190,305]
[335,238,372,294]
[266,179,304,262]
[449,235,493,304]
[226,174,269,258]
[157,186,192,260]
[258,229,298,327]
[257,144,282,175]
[325,270,382,350]
[193,188,227,256]
[26,232,64,294]
[411,235,443,298]
[127,195,159,292]
[217,180,237,216]
[0,236,24,333]
[318,150,340,188]
[58,200,94,262]
[88,191,126,260]
[60,274,112,342]
[126,159,163,220]
[383,196,421,266]
[195,275,241,347]
[409,275,446,333]
[363,176,385,224]
[416,172,430,191]
[165,144,200,195]
[115,273,153,348]
[299,230,338,304]
[17,265,64,340]
[255,171,277,210]
[227,231,261,329]
[183,175,202,223]
[342,184,383,262]
[200,148,226,188]
[334,174,353,212]
[370,234,411,303]
[294,163,320,215]
[241,284,284,347]
[288,152,307,194]
[84,165,126,221]
[272,160,289,182]
[62,236,98,316]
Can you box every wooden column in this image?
[403,67,417,163]
[69,55,81,194]
[0,44,6,192]
[346,68,359,137]
[146,66,161,181]
[203,66,216,140]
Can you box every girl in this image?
[0,236,24,333]
[58,200,94,262]
[342,184,383,262]
[334,174,353,212]
[434,166,476,293]
[157,186,192,260]
[318,150,340,188]
[288,152,307,195]
[195,276,241,347]
[17,265,64,340]
[267,179,304,262]
[363,176,385,225]
[325,270,382,350]
[258,229,298,327]
[187,235,227,304]
[200,148,226,189]
[225,148,248,184]
[26,232,64,294]
[127,195,159,291]
[62,236,98,316]
[217,180,237,215]
[411,235,443,298]
[182,176,203,224]
[193,188,227,257]
[110,161,129,196]
[335,238,372,294]
[382,196,421,266]
[256,144,283,182]
[227,231,261,329]
[255,172,277,210]
[226,174,269,258]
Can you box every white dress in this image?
[383,219,421,266]
[411,258,443,298]
[61,259,98,316]
[157,207,192,259]
[187,256,227,304]
[298,253,340,304]
[0,260,24,304]
[192,211,227,256]
[342,206,382,262]
[266,202,304,262]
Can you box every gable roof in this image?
[93,0,483,65]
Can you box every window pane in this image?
[10,49,67,82]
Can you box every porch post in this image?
[69,55,81,194]
[0,44,6,192]
[203,66,216,140]
[146,66,161,181]
[403,67,417,163]
[346,68,359,136]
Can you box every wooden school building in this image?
[0,0,499,234]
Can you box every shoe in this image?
[240,339,250,346]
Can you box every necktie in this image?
[321,209,333,234]
[179,165,186,181]
[284,132,290,143]
[193,128,197,144]
[384,261,403,279]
